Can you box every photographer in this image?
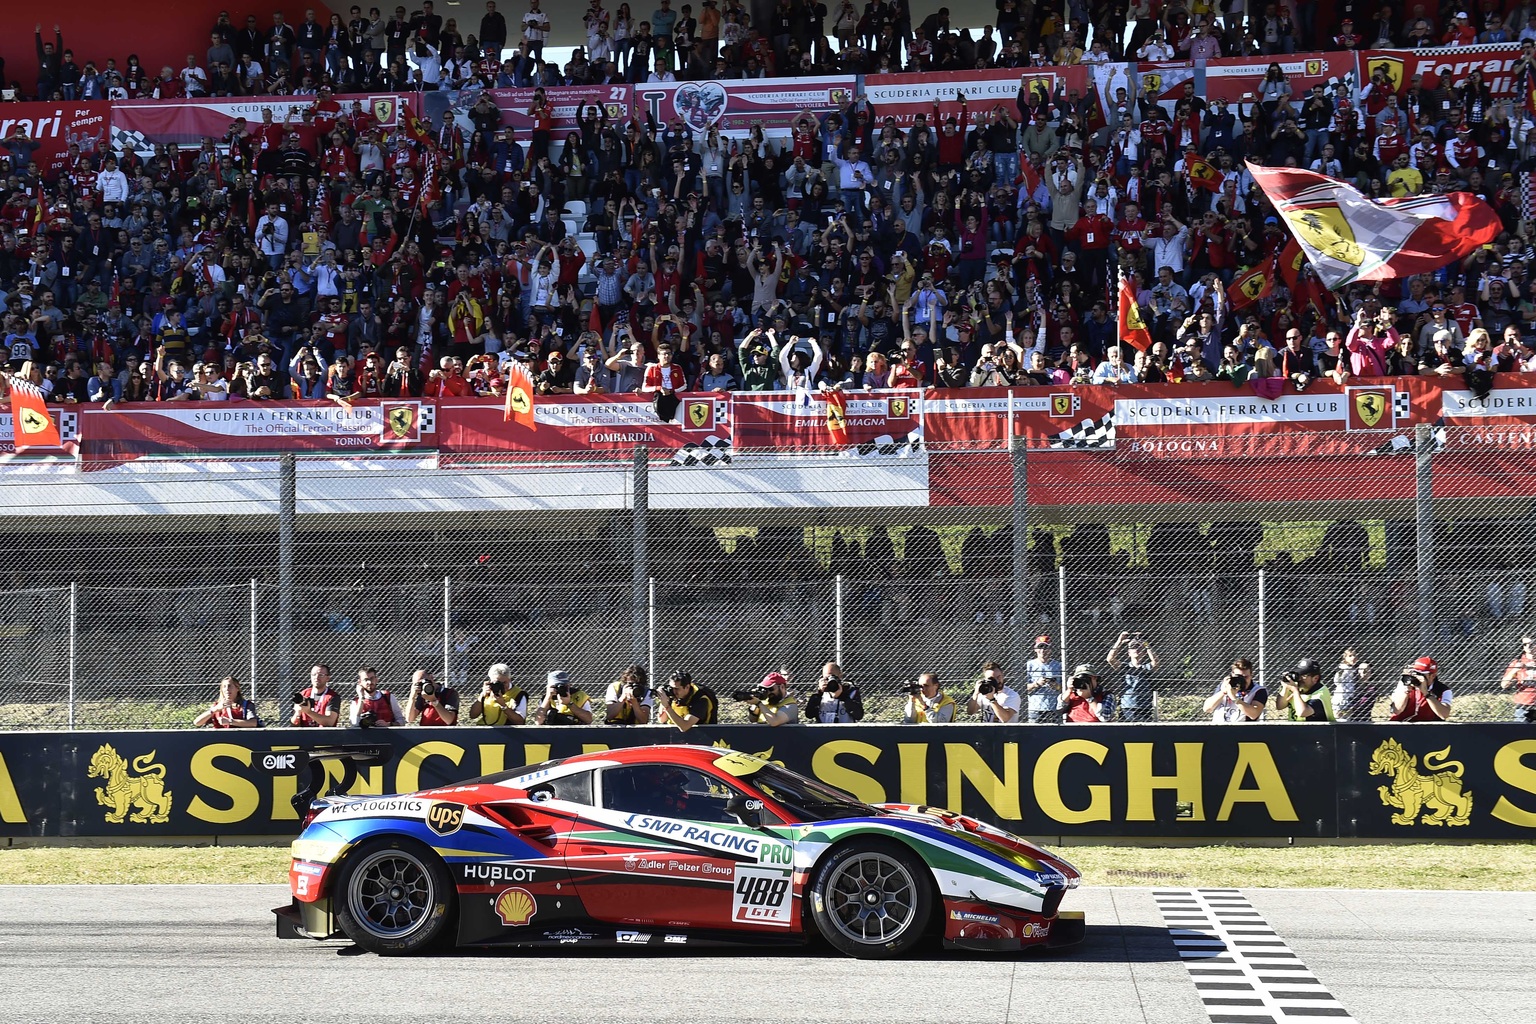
[1499,637,1536,724]
[902,672,955,723]
[603,664,653,725]
[656,670,718,732]
[1060,665,1114,723]
[407,668,459,726]
[1024,636,1061,723]
[1107,630,1159,722]
[349,666,404,727]
[804,661,864,723]
[1203,657,1266,723]
[535,670,594,725]
[740,671,798,726]
[469,662,525,726]
[1274,658,1334,722]
[290,664,341,727]
[966,662,1020,723]
[193,676,263,729]
[1389,656,1453,721]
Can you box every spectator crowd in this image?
[3,5,1536,415]
[197,632,1531,729]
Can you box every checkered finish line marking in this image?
[1154,889,1357,1024]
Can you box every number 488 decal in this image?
[732,866,793,927]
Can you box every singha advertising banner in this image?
[3,725,1533,839]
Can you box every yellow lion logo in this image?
[87,744,173,824]
[1368,739,1472,827]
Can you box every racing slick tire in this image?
[334,836,456,955]
[808,839,935,959]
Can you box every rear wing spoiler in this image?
[252,744,393,814]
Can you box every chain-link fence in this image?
[1,428,1533,728]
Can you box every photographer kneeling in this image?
[1061,664,1115,723]
[805,662,864,723]
[656,670,718,732]
[407,669,459,726]
[966,662,1020,723]
[736,671,798,726]
[902,672,956,723]
[469,662,526,726]
[1275,658,1334,722]
[535,670,594,725]
[349,667,404,727]
[603,664,654,725]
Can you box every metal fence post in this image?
[1415,423,1435,650]
[278,453,295,690]
[1257,568,1267,686]
[68,583,77,730]
[632,445,649,667]
[248,578,258,703]
[1010,437,1029,679]
[1057,565,1068,676]
[648,577,657,684]
[834,574,844,667]
[442,576,452,685]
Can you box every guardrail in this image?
[3,724,1530,840]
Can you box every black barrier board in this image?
[0,725,1532,839]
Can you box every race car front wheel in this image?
[809,840,934,959]
[335,837,455,955]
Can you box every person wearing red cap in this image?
[1499,637,1536,724]
[745,671,797,726]
[1389,657,1452,721]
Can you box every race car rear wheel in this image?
[335,837,455,955]
[809,840,934,959]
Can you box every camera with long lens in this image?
[627,680,650,700]
[819,676,844,695]
[553,682,571,698]
[1226,673,1248,690]
[1280,670,1299,686]
[976,677,1000,695]
[290,690,310,706]
[421,680,439,697]
[730,684,774,702]
[903,679,924,695]
[358,709,378,728]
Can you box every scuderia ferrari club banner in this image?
[631,77,854,133]
[863,67,1093,129]
[437,395,728,463]
[77,401,435,465]
[3,724,1535,839]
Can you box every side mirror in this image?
[725,793,763,829]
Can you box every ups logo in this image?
[427,801,465,835]
[1369,739,1472,826]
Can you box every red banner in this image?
[863,68,1091,129]
[77,400,434,466]
[481,86,631,133]
[1360,45,1523,96]
[732,391,920,450]
[110,94,412,148]
[631,77,854,133]
[1202,54,1352,104]
[0,102,112,180]
[437,394,727,463]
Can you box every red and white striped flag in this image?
[1246,161,1501,290]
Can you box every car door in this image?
[563,764,779,932]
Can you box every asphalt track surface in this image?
[0,885,1530,1024]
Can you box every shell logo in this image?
[494,887,537,927]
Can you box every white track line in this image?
[1153,889,1357,1024]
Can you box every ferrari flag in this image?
[1184,154,1223,193]
[503,360,536,429]
[1246,161,1501,289]
[1117,273,1153,351]
[7,376,62,449]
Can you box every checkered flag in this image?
[668,435,733,466]
[853,428,923,458]
[1049,414,1115,449]
[1365,424,1444,456]
[109,127,155,157]
[1393,390,1411,422]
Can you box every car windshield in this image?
[747,762,880,823]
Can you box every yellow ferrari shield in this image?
[1355,391,1385,428]
[372,97,396,124]
[1240,272,1268,300]
[509,386,531,415]
[688,401,709,427]
[1289,206,1365,267]
[1369,56,1404,93]
[889,398,908,417]
[1051,393,1072,417]
[1305,59,1322,77]
[387,405,416,439]
[1125,300,1147,332]
[826,404,847,432]
[1141,73,1162,95]
[18,408,49,434]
